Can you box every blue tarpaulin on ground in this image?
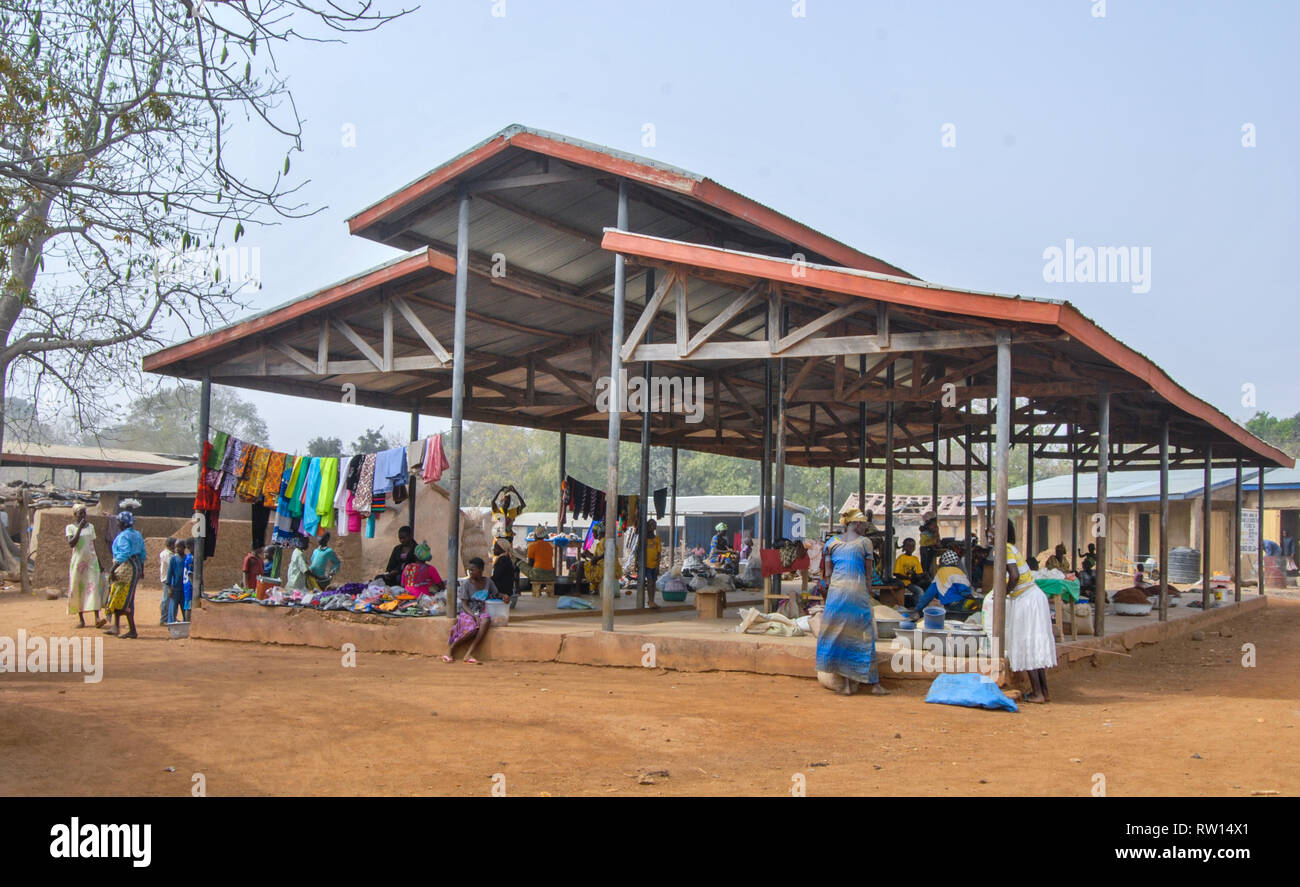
[924,673,1019,712]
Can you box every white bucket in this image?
[485,599,510,627]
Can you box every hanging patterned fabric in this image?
[262,451,287,507]
[354,454,376,513]
[237,446,270,502]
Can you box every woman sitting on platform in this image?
[443,557,506,664]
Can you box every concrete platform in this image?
[189,589,1268,681]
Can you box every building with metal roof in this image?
[141,124,1293,633]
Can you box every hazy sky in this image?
[196,0,1298,452]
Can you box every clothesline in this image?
[558,473,667,531]
[193,429,451,558]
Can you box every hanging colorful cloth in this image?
[262,451,287,507]
[333,456,353,536]
[219,438,247,501]
[301,458,323,535]
[422,434,449,484]
[354,454,376,513]
[237,446,269,502]
[316,457,339,530]
[195,441,221,511]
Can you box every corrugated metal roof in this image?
[97,464,198,494]
[5,442,193,470]
[990,467,1265,505]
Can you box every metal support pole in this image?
[637,269,654,609]
[883,363,895,571]
[193,370,211,600]
[1202,445,1213,611]
[558,431,567,535]
[601,181,629,632]
[931,407,940,516]
[776,341,793,615]
[1234,457,1243,604]
[964,382,973,580]
[858,355,867,513]
[1158,417,1170,621]
[1258,462,1266,596]
[408,407,419,530]
[445,193,471,594]
[1071,425,1079,573]
[670,446,678,566]
[761,361,772,546]
[1026,402,1035,559]
[1096,386,1110,637]
[992,334,1011,663]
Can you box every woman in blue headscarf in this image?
[105,511,146,638]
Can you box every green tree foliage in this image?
[1245,411,1300,457]
[306,436,342,457]
[350,426,404,454]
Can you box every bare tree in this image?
[0,0,411,462]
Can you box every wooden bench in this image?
[530,581,555,598]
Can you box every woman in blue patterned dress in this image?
[817,508,888,696]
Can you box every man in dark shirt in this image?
[376,525,418,586]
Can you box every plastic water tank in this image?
[1167,547,1201,584]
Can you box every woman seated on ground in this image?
[400,545,445,598]
[443,557,508,664]
[912,548,976,616]
[309,532,342,589]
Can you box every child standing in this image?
[165,541,186,624]
[182,541,196,620]
[158,537,176,625]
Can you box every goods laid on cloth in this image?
[204,580,444,618]
[924,673,1019,713]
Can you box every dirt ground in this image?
[1,583,1297,797]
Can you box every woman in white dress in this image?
[983,521,1056,703]
[66,504,105,628]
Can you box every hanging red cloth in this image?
[194,441,221,511]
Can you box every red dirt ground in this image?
[1,584,1296,796]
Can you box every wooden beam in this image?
[681,281,764,357]
[634,329,1007,362]
[271,341,318,374]
[392,295,453,364]
[332,317,385,370]
[775,301,866,353]
[620,270,676,362]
